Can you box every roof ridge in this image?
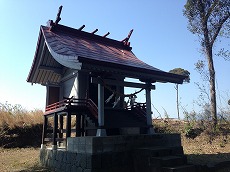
[43,24,132,51]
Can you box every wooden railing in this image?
[45,99,68,112]
[86,98,98,119]
[45,98,98,119]
[130,102,147,121]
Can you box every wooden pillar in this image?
[59,115,63,139]
[76,114,81,137]
[41,115,47,149]
[66,111,71,138]
[52,113,58,149]
[81,115,85,136]
[146,83,155,134]
[96,79,106,136]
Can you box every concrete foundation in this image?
[40,134,182,172]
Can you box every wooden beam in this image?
[84,63,184,84]
[66,111,71,138]
[55,6,62,24]
[91,29,98,34]
[76,114,81,137]
[78,25,85,31]
[91,77,155,90]
[96,81,106,136]
[103,32,110,37]
[59,115,63,139]
[145,87,155,134]
[53,113,58,147]
[42,116,48,145]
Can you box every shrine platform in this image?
[39,134,197,172]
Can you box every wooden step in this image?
[161,164,197,172]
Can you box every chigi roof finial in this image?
[48,5,63,31]
[121,29,133,46]
[54,5,63,25]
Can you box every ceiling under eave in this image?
[27,33,63,85]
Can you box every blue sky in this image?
[0,1,229,118]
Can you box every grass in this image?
[0,148,50,172]
[182,133,230,165]
[0,134,229,172]
[0,102,43,129]
[154,119,230,171]
[0,102,229,171]
[0,102,44,148]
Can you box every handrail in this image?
[45,99,68,111]
[86,99,98,119]
[134,106,147,118]
[131,103,147,121]
[45,98,98,119]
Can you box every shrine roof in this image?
[42,25,162,72]
[27,23,187,84]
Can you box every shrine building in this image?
[26,6,196,172]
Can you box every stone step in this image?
[161,164,197,172]
[150,155,186,167]
[134,146,184,158]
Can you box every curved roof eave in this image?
[45,41,82,70]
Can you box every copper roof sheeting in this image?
[27,24,186,84]
[42,25,162,72]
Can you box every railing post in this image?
[96,77,106,136]
[145,83,155,134]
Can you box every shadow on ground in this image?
[15,164,52,172]
[187,153,230,172]
[16,154,230,172]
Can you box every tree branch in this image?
[197,0,211,46]
[198,0,206,20]
[205,0,219,22]
[210,13,230,46]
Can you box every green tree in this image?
[169,68,190,119]
[184,0,230,129]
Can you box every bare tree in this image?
[184,0,230,128]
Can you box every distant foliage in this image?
[0,102,44,148]
[169,68,190,83]
[0,102,43,129]
[169,68,190,119]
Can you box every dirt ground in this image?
[0,134,229,172]
[181,133,230,165]
[0,148,49,172]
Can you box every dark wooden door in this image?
[47,86,60,105]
